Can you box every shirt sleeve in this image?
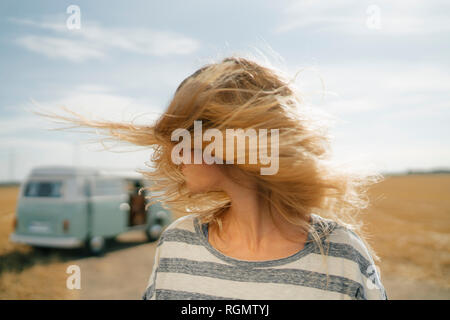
[356,260,388,300]
[142,238,163,300]
[348,229,388,300]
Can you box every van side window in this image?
[92,179,125,196]
[83,179,91,197]
[24,181,63,197]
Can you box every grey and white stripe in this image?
[142,213,387,300]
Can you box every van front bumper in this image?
[10,233,84,248]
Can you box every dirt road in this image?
[75,231,156,300]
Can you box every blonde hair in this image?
[41,55,383,268]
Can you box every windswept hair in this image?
[40,55,383,263]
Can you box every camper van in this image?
[10,166,172,255]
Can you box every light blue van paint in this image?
[10,166,172,252]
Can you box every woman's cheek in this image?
[182,164,220,192]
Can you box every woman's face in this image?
[180,150,226,193]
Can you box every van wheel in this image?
[145,224,162,242]
[87,236,106,256]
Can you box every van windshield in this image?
[24,181,63,197]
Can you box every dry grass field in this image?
[364,174,450,291]
[0,174,449,299]
[0,186,78,299]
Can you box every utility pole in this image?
[9,147,15,182]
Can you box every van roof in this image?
[28,166,143,179]
[30,166,99,177]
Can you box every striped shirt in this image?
[142,213,388,300]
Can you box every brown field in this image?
[0,174,449,299]
[364,174,450,291]
[0,186,78,299]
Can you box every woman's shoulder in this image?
[311,213,375,263]
[163,213,198,232]
[312,214,387,299]
[157,213,199,246]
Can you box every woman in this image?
[48,56,387,300]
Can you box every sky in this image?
[0,0,449,182]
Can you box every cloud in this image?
[42,86,163,124]
[0,137,151,181]
[15,35,105,62]
[0,115,48,135]
[272,0,450,35]
[0,84,161,181]
[290,63,450,118]
[0,84,163,135]
[11,17,201,61]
